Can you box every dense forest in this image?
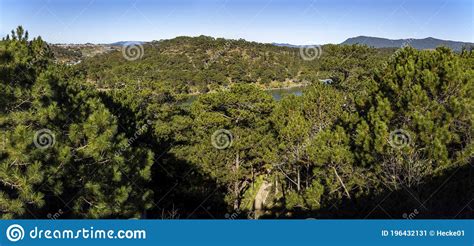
[78,35,393,94]
[1,26,473,219]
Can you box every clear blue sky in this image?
[0,0,472,44]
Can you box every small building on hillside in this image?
[319,79,333,85]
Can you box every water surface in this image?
[183,86,305,105]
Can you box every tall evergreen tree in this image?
[171,84,276,210]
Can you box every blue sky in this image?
[0,0,472,44]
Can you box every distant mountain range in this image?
[341,36,473,51]
[272,36,473,52]
[97,36,474,52]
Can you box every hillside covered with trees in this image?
[77,35,393,95]
[1,26,472,219]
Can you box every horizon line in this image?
[33,34,473,46]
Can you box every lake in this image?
[267,86,305,101]
[183,86,305,105]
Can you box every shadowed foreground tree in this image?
[258,47,472,218]
[171,84,276,211]
[0,27,154,219]
[1,27,472,219]
[351,47,473,189]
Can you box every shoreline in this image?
[263,83,309,91]
[187,82,309,96]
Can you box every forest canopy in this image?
[0,26,472,219]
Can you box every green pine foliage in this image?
[1,26,472,218]
[1,27,154,219]
[351,47,473,187]
[170,84,276,210]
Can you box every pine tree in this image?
[171,84,276,210]
[0,27,51,218]
[1,27,155,218]
[352,47,473,189]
